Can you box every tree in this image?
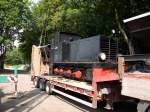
[5,48,24,65]
[0,0,29,40]
[20,0,150,61]
[0,0,30,68]
[110,0,150,54]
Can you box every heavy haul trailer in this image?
[31,32,120,109]
[119,12,150,112]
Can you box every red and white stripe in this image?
[8,75,18,83]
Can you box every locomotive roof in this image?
[123,12,150,54]
[59,32,82,37]
[123,12,150,23]
[123,12,150,34]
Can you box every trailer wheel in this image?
[39,79,45,91]
[137,101,150,112]
[45,82,53,95]
[146,107,150,112]
[33,77,39,88]
[98,100,107,108]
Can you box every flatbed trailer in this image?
[31,36,120,109]
[32,68,120,109]
[118,55,150,112]
[120,12,150,112]
[34,75,94,107]
[30,12,150,111]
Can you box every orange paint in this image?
[74,70,82,79]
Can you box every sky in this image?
[14,40,20,48]
[32,0,40,4]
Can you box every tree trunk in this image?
[115,9,134,55]
[0,55,4,70]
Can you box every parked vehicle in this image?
[31,12,150,112]
[120,12,150,112]
[31,32,119,109]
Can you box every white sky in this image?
[14,40,20,48]
[32,0,40,4]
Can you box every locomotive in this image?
[41,32,118,81]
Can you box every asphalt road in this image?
[0,74,137,112]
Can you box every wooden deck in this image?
[41,75,93,90]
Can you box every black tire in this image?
[98,100,107,108]
[33,77,39,88]
[39,79,45,91]
[146,107,150,112]
[45,81,53,95]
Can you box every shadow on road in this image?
[55,94,137,112]
[0,86,137,112]
[0,89,5,105]
[0,89,48,112]
[55,94,111,112]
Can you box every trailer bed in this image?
[40,75,93,93]
[122,73,150,101]
[49,76,93,90]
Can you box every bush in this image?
[5,48,25,65]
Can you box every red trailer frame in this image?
[32,66,120,109]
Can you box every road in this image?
[0,74,137,112]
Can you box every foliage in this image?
[0,0,30,40]
[5,48,25,65]
[0,0,30,66]
[16,0,150,61]
[20,29,40,62]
